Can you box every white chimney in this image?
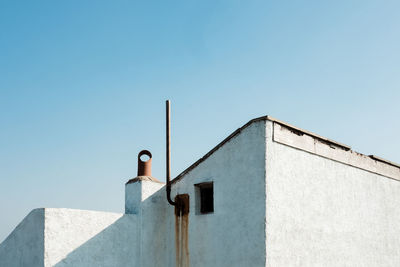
[125,150,164,214]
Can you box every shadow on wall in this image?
[0,209,45,267]
[53,215,138,267]
[52,184,168,267]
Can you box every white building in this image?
[1,116,400,267]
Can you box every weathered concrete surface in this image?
[0,208,140,267]
[140,185,168,267]
[125,177,164,214]
[265,120,400,266]
[0,208,44,267]
[125,177,167,267]
[273,122,400,180]
[170,121,267,267]
[45,208,138,267]
[0,184,166,267]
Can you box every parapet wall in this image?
[44,209,138,267]
[0,208,139,267]
[271,119,399,181]
[266,120,400,266]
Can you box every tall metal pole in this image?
[166,100,176,206]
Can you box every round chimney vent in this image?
[137,150,152,176]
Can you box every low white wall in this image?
[265,120,400,266]
[1,183,166,267]
[0,208,44,267]
[44,208,138,267]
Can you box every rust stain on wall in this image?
[175,194,190,267]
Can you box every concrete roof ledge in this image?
[369,155,400,168]
[172,115,399,184]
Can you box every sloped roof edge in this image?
[171,115,399,185]
[171,115,267,184]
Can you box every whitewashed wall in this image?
[125,180,168,267]
[0,208,140,267]
[44,209,138,267]
[169,121,267,267]
[265,120,400,266]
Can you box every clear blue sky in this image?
[1,0,399,242]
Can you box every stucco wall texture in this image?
[0,209,138,267]
[45,209,137,267]
[169,121,267,267]
[265,120,400,267]
[1,117,399,267]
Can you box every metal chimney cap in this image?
[126,150,163,185]
[137,150,152,176]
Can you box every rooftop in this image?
[172,116,400,184]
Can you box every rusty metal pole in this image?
[166,100,176,206]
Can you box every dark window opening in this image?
[195,182,214,214]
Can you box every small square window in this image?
[195,182,214,214]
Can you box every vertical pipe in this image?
[166,100,176,206]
